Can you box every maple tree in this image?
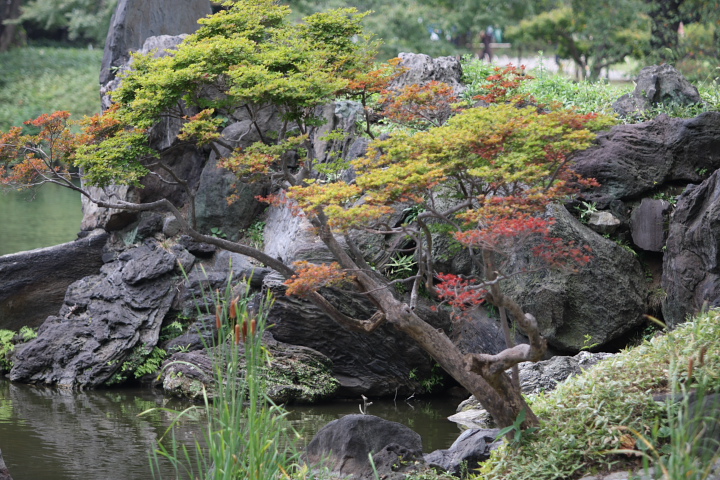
[0,0,617,430]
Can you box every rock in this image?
[502,204,647,352]
[450,306,530,356]
[0,229,108,331]
[515,351,615,395]
[304,414,423,479]
[267,288,445,397]
[613,65,702,117]
[630,198,673,252]
[573,112,720,206]
[161,332,339,403]
[100,0,211,86]
[0,448,12,480]
[391,52,465,95]
[8,241,182,387]
[172,250,269,316]
[424,428,501,476]
[663,170,720,327]
[194,156,265,241]
[587,210,622,235]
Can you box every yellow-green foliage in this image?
[478,310,720,480]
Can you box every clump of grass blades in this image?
[146,275,312,480]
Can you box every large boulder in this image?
[0,229,108,331]
[266,288,445,397]
[9,240,181,387]
[663,170,720,327]
[573,112,720,206]
[502,204,648,352]
[613,65,702,117]
[304,414,424,479]
[100,0,211,86]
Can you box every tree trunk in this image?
[0,0,23,52]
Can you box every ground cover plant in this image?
[476,309,720,480]
[0,46,102,131]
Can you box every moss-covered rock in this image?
[161,333,338,404]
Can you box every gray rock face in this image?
[9,241,181,387]
[613,65,702,117]
[516,351,615,395]
[631,198,673,252]
[304,414,423,479]
[100,0,211,85]
[392,52,465,95]
[424,428,501,476]
[503,204,647,352]
[573,112,720,206]
[0,230,108,331]
[663,170,720,327]
[267,288,445,397]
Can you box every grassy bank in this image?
[0,46,102,131]
[477,310,720,480]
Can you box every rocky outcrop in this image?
[0,229,108,331]
[267,288,446,397]
[424,428,501,477]
[100,0,211,86]
[304,414,424,479]
[613,64,702,118]
[161,333,339,403]
[9,240,182,387]
[573,112,720,206]
[663,170,720,327]
[503,204,647,352]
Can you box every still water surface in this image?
[0,379,462,480]
[0,183,83,256]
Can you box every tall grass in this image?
[0,46,102,131]
[146,277,313,480]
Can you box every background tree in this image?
[14,0,117,47]
[0,0,23,51]
[0,0,615,429]
[508,0,648,80]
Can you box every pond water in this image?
[0,183,83,256]
[0,379,462,480]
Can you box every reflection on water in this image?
[0,182,83,256]
[0,379,462,480]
